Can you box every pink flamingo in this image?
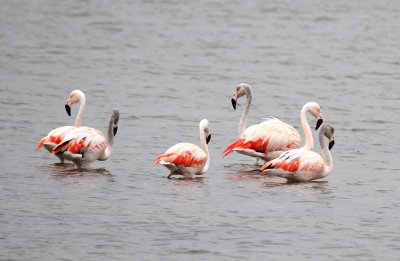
[260,123,335,182]
[223,83,323,162]
[51,109,120,169]
[154,119,211,179]
[36,90,86,163]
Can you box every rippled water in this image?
[1,0,400,260]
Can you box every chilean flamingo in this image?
[51,109,120,169]
[36,90,86,163]
[154,119,211,179]
[260,123,335,182]
[223,83,323,162]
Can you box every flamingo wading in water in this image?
[36,90,86,163]
[52,108,120,169]
[223,83,323,162]
[260,123,335,182]
[154,119,211,179]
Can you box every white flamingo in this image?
[260,123,335,182]
[154,119,211,179]
[36,90,86,163]
[223,83,323,162]
[51,109,120,169]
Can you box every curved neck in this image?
[300,105,313,150]
[319,131,333,176]
[100,115,115,160]
[74,94,86,127]
[199,127,210,174]
[238,88,252,137]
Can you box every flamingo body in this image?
[223,118,300,161]
[154,143,207,176]
[36,126,76,152]
[53,127,106,160]
[52,109,120,169]
[261,124,335,182]
[155,119,211,178]
[261,149,326,182]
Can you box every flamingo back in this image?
[261,149,325,181]
[154,143,207,167]
[224,118,300,157]
[52,127,106,157]
[36,126,76,151]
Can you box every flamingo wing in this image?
[223,118,300,157]
[36,126,76,151]
[261,149,324,175]
[52,127,106,156]
[154,143,207,167]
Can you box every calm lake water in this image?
[1,0,400,260]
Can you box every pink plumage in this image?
[154,119,211,178]
[52,109,120,169]
[261,124,335,182]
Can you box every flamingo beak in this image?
[65,104,71,116]
[231,98,237,110]
[315,118,323,130]
[329,139,335,150]
[206,134,211,144]
[113,126,118,136]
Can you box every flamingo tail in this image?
[36,136,48,151]
[154,153,174,164]
[52,139,73,155]
[223,138,269,157]
[223,139,246,157]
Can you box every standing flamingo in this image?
[51,109,120,169]
[260,123,335,182]
[154,119,211,179]
[223,83,323,162]
[36,90,86,163]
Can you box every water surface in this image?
[1,0,400,260]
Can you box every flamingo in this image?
[260,123,335,182]
[154,119,211,179]
[36,90,86,163]
[223,83,323,162]
[51,109,120,169]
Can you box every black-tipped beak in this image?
[65,104,71,116]
[329,139,335,150]
[206,134,211,144]
[113,126,118,136]
[231,98,237,110]
[315,118,323,130]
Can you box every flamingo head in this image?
[322,123,335,150]
[65,90,85,116]
[112,108,120,136]
[305,102,324,130]
[200,119,212,144]
[231,83,252,110]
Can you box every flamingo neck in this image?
[100,115,115,160]
[319,131,333,176]
[74,93,86,128]
[199,125,210,174]
[300,105,313,150]
[238,87,252,137]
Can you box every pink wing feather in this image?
[52,127,106,155]
[154,143,207,167]
[223,118,300,156]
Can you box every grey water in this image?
[1,0,400,260]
